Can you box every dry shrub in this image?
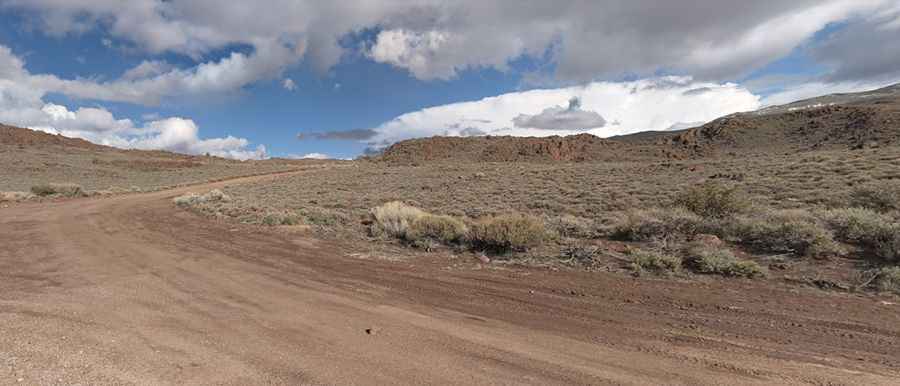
[683,243,765,278]
[369,201,427,239]
[612,207,703,241]
[30,183,84,197]
[173,189,231,207]
[546,215,595,239]
[628,249,682,276]
[468,213,547,253]
[875,266,900,294]
[408,214,468,244]
[850,180,900,212]
[261,212,301,226]
[820,208,900,261]
[725,209,842,258]
[0,191,34,202]
[298,207,350,227]
[674,182,749,218]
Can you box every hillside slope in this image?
[374,84,900,164]
[0,124,304,192]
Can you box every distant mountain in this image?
[374,83,900,164]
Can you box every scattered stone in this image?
[477,254,491,264]
[365,328,377,335]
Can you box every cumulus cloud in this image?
[513,97,606,131]
[5,0,899,84]
[282,78,297,91]
[0,47,266,160]
[288,152,331,160]
[362,77,761,148]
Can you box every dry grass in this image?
[682,243,766,278]
[30,183,84,197]
[0,142,306,192]
[628,249,682,276]
[467,214,547,253]
[169,145,900,292]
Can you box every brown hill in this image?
[0,124,303,192]
[667,103,900,155]
[374,133,679,164]
[0,124,106,150]
[376,84,900,164]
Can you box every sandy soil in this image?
[1,171,899,385]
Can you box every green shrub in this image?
[369,201,427,239]
[875,266,900,294]
[725,210,842,258]
[819,208,900,261]
[408,214,468,244]
[683,244,765,278]
[850,181,900,212]
[674,182,749,218]
[30,183,84,197]
[612,207,703,241]
[628,249,682,276]
[468,213,547,253]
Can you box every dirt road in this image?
[2,172,899,385]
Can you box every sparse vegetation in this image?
[724,210,842,258]
[674,182,750,218]
[30,183,84,198]
[370,201,428,239]
[546,214,595,239]
[850,181,900,213]
[468,213,547,253]
[628,249,682,276]
[173,189,232,207]
[819,208,900,261]
[408,214,468,244]
[612,207,703,241]
[0,191,34,202]
[683,243,765,278]
[875,266,900,294]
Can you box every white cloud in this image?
[0,47,266,160]
[5,1,899,84]
[121,60,174,80]
[282,78,297,91]
[364,77,761,148]
[288,152,331,160]
[760,79,900,106]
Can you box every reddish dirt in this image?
[2,171,900,385]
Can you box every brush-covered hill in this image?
[374,133,682,164]
[665,84,900,155]
[0,124,304,193]
[374,84,900,164]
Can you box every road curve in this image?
[1,172,899,385]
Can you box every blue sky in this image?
[0,1,898,160]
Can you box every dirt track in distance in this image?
[1,171,899,385]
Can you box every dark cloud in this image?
[9,0,888,84]
[297,128,377,141]
[811,11,900,83]
[458,127,487,137]
[512,97,607,130]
